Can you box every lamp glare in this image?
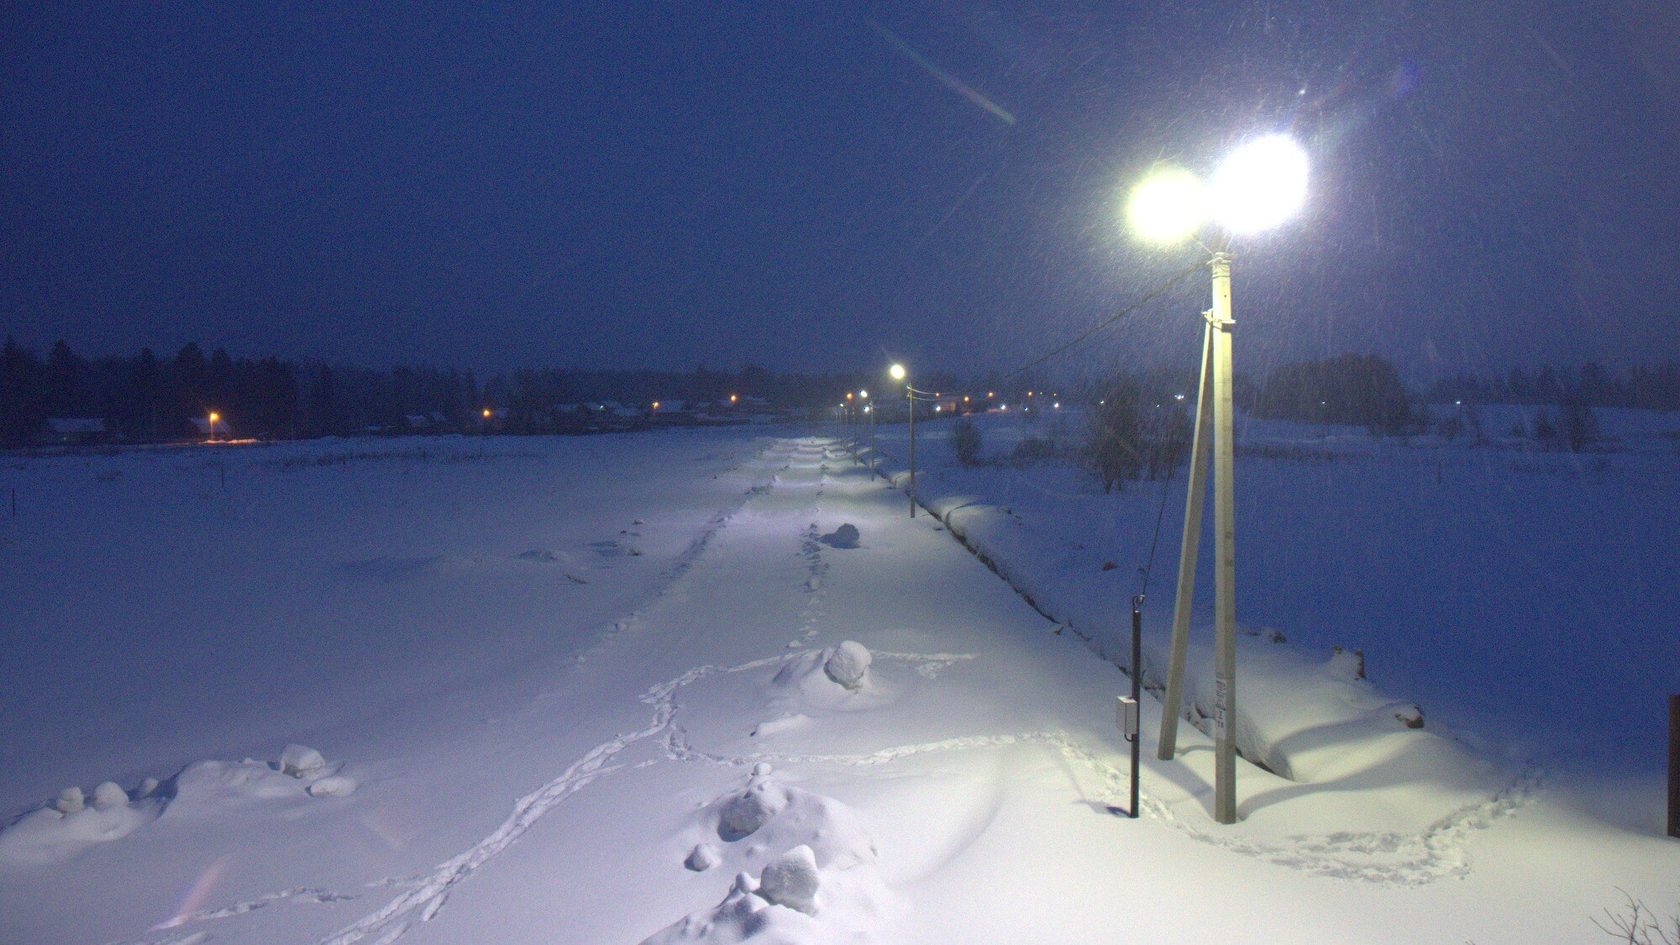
[1210,134,1308,234]
[1125,165,1207,245]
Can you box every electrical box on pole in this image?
[1116,696,1139,738]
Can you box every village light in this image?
[207,411,220,441]
[1129,133,1309,826]
[482,407,492,419]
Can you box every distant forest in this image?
[0,337,889,445]
[5,335,1678,447]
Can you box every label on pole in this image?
[1214,677,1229,739]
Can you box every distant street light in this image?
[207,410,220,442]
[888,363,926,518]
[845,391,856,455]
[1127,133,1308,825]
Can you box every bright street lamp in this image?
[206,411,220,442]
[1128,133,1308,826]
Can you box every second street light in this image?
[1126,133,1309,825]
[888,362,927,518]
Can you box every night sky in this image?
[4,2,1677,381]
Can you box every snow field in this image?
[1,428,1676,944]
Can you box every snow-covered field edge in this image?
[860,446,1519,832]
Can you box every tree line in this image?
[1425,361,1680,411]
[0,337,856,446]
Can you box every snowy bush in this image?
[1593,887,1680,945]
[758,845,820,915]
[719,779,788,841]
[823,641,872,691]
[280,744,328,778]
[952,419,982,467]
[54,787,84,814]
[91,781,128,810]
[821,523,860,549]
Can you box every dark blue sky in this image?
[4,2,1677,381]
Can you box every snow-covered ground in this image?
[1,425,1676,944]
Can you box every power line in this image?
[999,258,1205,383]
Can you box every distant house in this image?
[188,416,235,439]
[404,413,451,432]
[43,418,113,445]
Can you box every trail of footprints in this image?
[109,438,1533,944]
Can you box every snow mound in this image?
[91,781,128,810]
[822,641,871,691]
[686,843,721,872]
[177,759,310,803]
[760,645,893,714]
[758,844,820,914]
[644,770,892,944]
[280,744,329,779]
[750,714,812,739]
[819,523,860,549]
[719,777,789,841]
[306,774,358,798]
[0,802,158,868]
[0,783,161,868]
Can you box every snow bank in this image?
[0,800,157,868]
[877,449,1510,830]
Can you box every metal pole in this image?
[1130,594,1143,818]
[1158,322,1215,760]
[907,388,916,518]
[1209,251,1238,825]
[1669,693,1679,839]
[869,404,876,477]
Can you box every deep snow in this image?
[1,426,1676,944]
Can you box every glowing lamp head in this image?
[858,389,868,399]
[889,363,906,382]
[729,394,738,404]
[1210,134,1309,234]
[482,408,492,419]
[1126,165,1208,245]
[846,392,853,401]
[208,411,220,424]
[652,401,660,410]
